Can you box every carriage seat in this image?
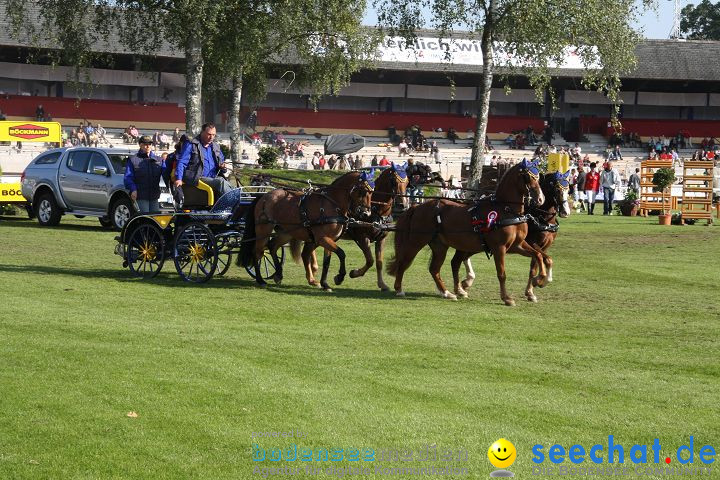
[169,170,215,210]
[179,181,215,209]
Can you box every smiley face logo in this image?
[488,438,516,469]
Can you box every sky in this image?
[363,0,679,40]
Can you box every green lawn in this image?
[0,209,718,479]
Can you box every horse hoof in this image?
[455,288,468,298]
[440,290,458,301]
[526,294,538,303]
[349,269,360,278]
[272,274,283,285]
[504,299,516,307]
[396,291,406,297]
[379,284,390,292]
[461,279,474,289]
[334,274,345,286]
[256,282,268,288]
[322,285,333,292]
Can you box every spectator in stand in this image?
[241,149,250,163]
[584,162,600,215]
[659,148,672,161]
[579,154,589,170]
[525,125,537,145]
[600,161,620,215]
[76,127,87,147]
[505,134,515,149]
[371,155,378,166]
[604,145,613,159]
[124,136,166,214]
[0,108,6,121]
[543,123,554,145]
[337,155,349,170]
[172,127,182,144]
[671,148,680,165]
[95,123,110,146]
[398,139,409,156]
[379,155,390,166]
[328,155,337,170]
[682,129,692,148]
[571,143,581,162]
[159,132,170,150]
[152,131,161,148]
[612,145,623,161]
[318,154,327,170]
[628,168,640,194]
[35,104,45,121]
[447,127,458,144]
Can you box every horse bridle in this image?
[348,178,374,217]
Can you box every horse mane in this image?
[496,162,520,190]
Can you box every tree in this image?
[373,0,646,189]
[680,0,720,40]
[5,0,378,162]
[204,0,379,163]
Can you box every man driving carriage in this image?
[174,122,234,201]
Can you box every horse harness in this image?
[297,179,374,244]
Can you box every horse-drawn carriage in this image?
[114,183,283,283]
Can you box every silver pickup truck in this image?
[21,147,171,229]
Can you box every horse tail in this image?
[386,207,416,277]
[289,238,303,264]
[238,196,262,267]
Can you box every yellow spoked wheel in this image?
[126,223,165,278]
[173,222,218,283]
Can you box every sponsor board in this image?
[0,121,61,143]
[0,183,24,203]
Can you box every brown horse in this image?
[238,171,374,290]
[301,164,410,290]
[387,159,547,306]
[450,170,571,302]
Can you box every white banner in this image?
[378,37,592,69]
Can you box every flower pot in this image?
[658,213,672,225]
[620,203,639,216]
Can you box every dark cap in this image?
[138,135,153,145]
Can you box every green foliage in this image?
[623,189,640,204]
[680,0,720,40]
[219,143,231,160]
[257,146,281,169]
[373,0,647,186]
[652,167,676,191]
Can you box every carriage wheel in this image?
[173,222,218,283]
[215,236,232,277]
[245,246,285,280]
[126,223,165,278]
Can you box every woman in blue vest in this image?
[124,135,166,213]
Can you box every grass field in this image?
[0,207,719,479]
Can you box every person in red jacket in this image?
[583,162,600,215]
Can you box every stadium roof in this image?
[0,8,718,82]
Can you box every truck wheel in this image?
[35,193,62,226]
[110,197,135,230]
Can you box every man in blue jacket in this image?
[124,135,166,213]
[173,122,233,201]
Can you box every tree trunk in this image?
[228,69,244,166]
[468,12,495,192]
[184,37,204,135]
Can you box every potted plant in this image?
[652,167,676,225]
[617,189,640,216]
